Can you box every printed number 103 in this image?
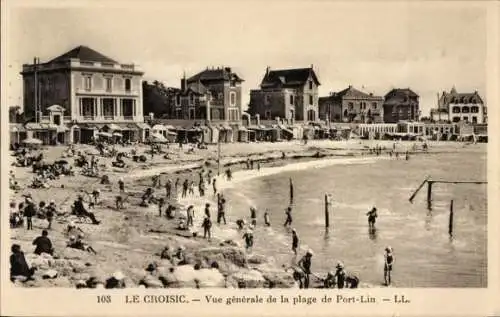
[97,295,112,304]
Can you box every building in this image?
[431,88,486,124]
[166,67,244,123]
[318,86,384,123]
[248,66,320,122]
[383,88,420,123]
[20,45,147,144]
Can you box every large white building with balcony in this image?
[20,45,147,144]
[430,87,486,124]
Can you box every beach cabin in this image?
[238,126,249,142]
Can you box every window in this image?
[176,95,181,106]
[472,116,477,123]
[125,78,131,91]
[176,109,182,119]
[452,106,461,113]
[348,102,354,110]
[290,95,294,105]
[265,95,271,105]
[462,106,470,113]
[189,108,195,119]
[230,92,236,106]
[309,95,313,105]
[471,106,479,113]
[106,78,112,92]
[265,110,271,120]
[190,94,194,105]
[307,109,315,121]
[53,115,61,125]
[84,76,92,91]
[82,98,94,116]
[102,99,115,117]
[372,102,377,109]
[308,80,313,90]
[463,117,469,122]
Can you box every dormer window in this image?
[309,80,313,90]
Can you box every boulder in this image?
[247,254,268,265]
[140,275,164,289]
[194,246,247,269]
[42,269,58,279]
[230,269,266,288]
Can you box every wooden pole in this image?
[289,178,294,204]
[409,176,430,203]
[217,136,221,176]
[448,199,454,237]
[426,181,433,210]
[324,194,330,228]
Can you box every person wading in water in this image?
[284,206,293,227]
[291,229,299,255]
[366,207,378,230]
[384,246,394,286]
[264,209,271,226]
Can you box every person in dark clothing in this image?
[74,196,101,224]
[225,168,232,181]
[91,189,100,205]
[33,230,53,255]
[284,206,293,227]
[292,229,299,255]
[202,216,212,239]
[46,201,55,229]
[165,179,172,199]
[182,179,189,198]
[236,219,245,230]
[204,203,211,218]
[366,207,378,230]
[242,229,254,250]
[186,205,194,227]
[384,246,394,286]
[297,249,313,289]
[10,244,35,282]
[323,271,336,288]
[217,195,227,225]
[250,207,257,227]
[105,271,126,289]
[199,180,206,197]
[158,198,165,217]
[174,178,180,196]
[212,179,217,196]
[118,178,125,193]
[24,197,36,230]
[334,261,346,289]
[345,273,360,288]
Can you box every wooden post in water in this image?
[426,181,434,210]
[324,194,330,228]
[448,199,454,237]
[289,178,294,205]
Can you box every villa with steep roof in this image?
[319,85,384,123]
[430,87,486,124]
[248,66,320,122]
[383,88,420,123]
[20,45,147,144]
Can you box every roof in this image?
[333,86,383,100]
[187,67,243,84]
[49,45,118,64]
[260,67,320,88]
[384,88,419,105]
[441,89,484,104]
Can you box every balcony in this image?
[83,116,95,120]
[123,116,133,120]
[103,116,115,120]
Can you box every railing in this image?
[83,116,95,120]
[103,116,115,120]
[123,116,133,120]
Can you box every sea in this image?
[211,148,487,288]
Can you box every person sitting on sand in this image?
[173,246,187,265]
[160,246,171,260]
[67,234,97,254]
[177,218,188,231]
[165,204,176,219]
[140,188,155,207]
[105,271,126,289]
[323,271,336,289]
[33,230,54,255]
[74,196,101,225]
[236,219,246,230]
[10,244,36,282]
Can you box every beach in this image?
[9,139,487,288]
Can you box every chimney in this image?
[266,66,270,75]
[310,64,313,69]
[224,67,231,73]
[181,72,186,91]
[349,85,352,89]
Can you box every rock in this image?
[42,269,58,279]
[247,254,268,265]
[26,254,51,270]
[69,260,87,273]
[59,247,86,260]
[195,268,225,288]
[195,246,247,269]
[141,275,164,288]
[33,276,72,287]
[230,269,266,288]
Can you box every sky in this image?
[4,0,487,116]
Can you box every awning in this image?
[80,123,98,130]
[113,132,123,137]
[136,122,151,130]
[163,125,175,130]
[247,125,259,130]
[152,124,166,130]
[25,123,43,130]
[105,123,122,131]
[97,132,113,138]
[238,126,248,131]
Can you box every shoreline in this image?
[9,141,485,289]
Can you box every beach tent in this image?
[97,131,113,138]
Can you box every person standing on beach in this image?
[182,179,189,198]
[24,197,35,230]
[366,207,378,230]
[297,249,313,289]
[212,179,217,195]
[257,163,261,171]
[334,261,346,289]
[217,194,227,225]
[46,200,55,230]
[250,207,257,227]
[186,205,194,227]
[207,170,213,185]
[225,168,232,181]
[175,178,180,196]
[384,246,394,286]
[284,206,293,227]
[264,210,270,226]
[118,178,125,193]
[199,180,206,197]
[165,179,172,200]
[158,198,165,217]
[292,229,299,255]
[202,216,212,240]
[188,180,195,196]
[204,203,211,218]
